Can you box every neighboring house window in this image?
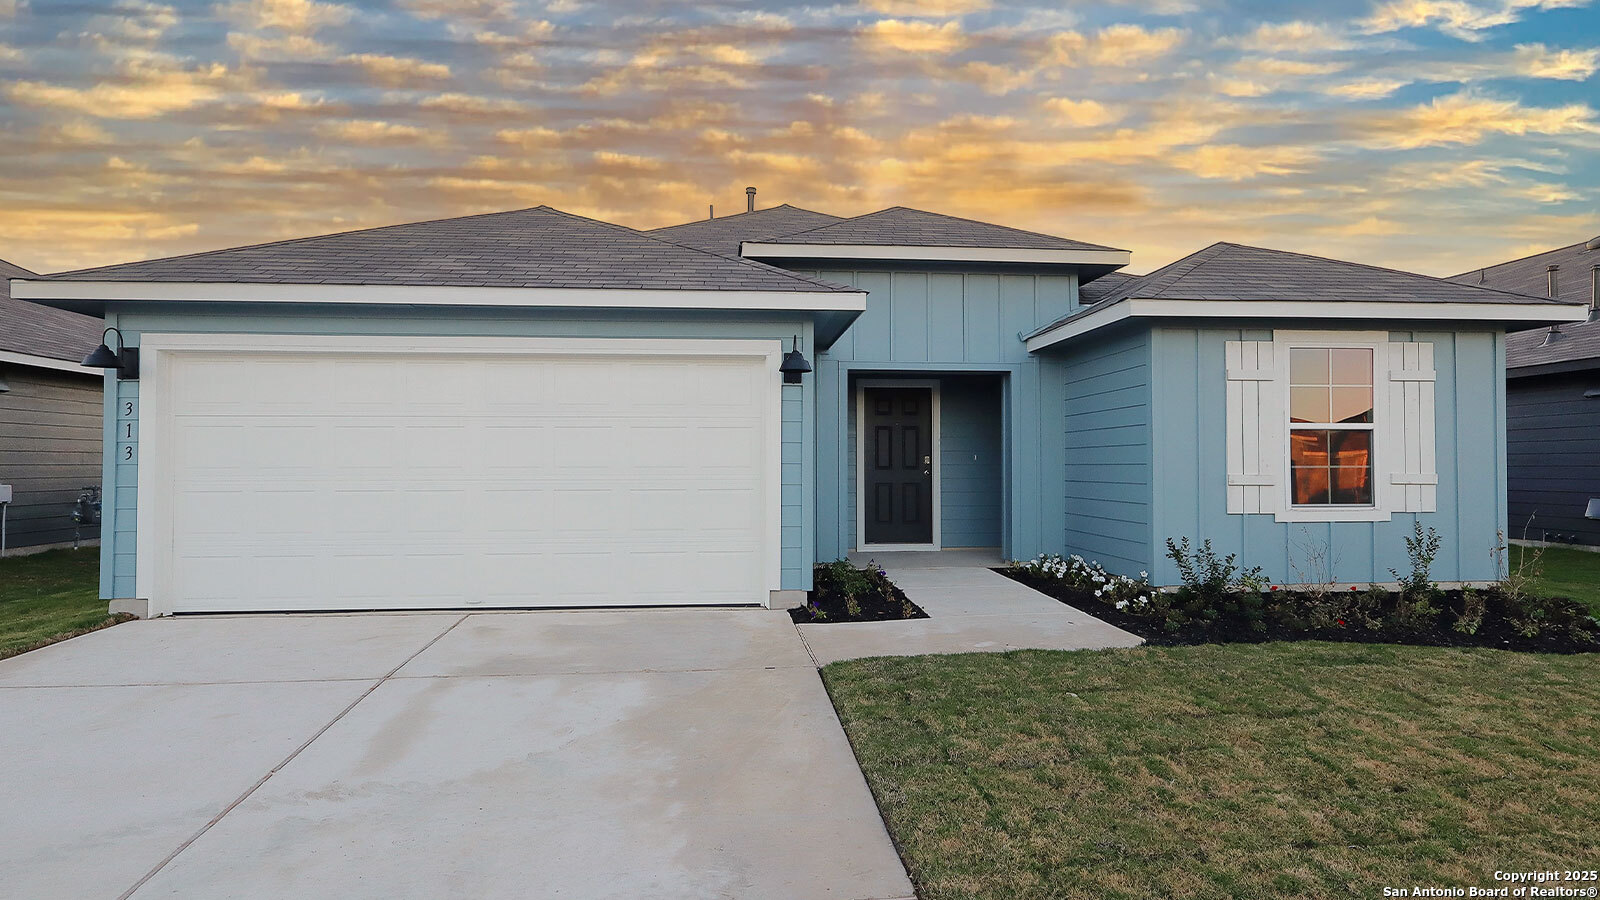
[1226,331,1436,522]
[1288,347,1374,507]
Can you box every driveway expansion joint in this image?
[114,614,469,900]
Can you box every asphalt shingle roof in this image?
[1078,271,1136,305]
[35,206,852,293]
[1026,242,1574,341]
[1,257,103,362]
[761,206,1124,252]
[649,205,843,257]
[1446,235,1600,370]
[1096,242,1567,305]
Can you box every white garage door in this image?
[145,338,779,613]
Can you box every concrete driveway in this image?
[0,610,914,900]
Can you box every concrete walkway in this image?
[0,610,914,900]
[800,551,1142,665]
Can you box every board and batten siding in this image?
[1506,370,1600,545]
[1060,329,1153,575]
[96,307,816,600]
[797,266,1079,561]
[1149,325,1505,586]
[0,365,103,550]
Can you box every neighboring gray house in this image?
[1451,235,1600,546]
[0,257,104,553]
[9,205,1585,616]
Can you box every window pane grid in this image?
[1287,347,1375,507]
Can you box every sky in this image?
[1,0,1597,277]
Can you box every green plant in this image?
[1013,553,1153,611]
[1390,520,1443,602]
[1161,538,1270,633]
[1165,537,1266,598]
[1490,527,1545,606]
[1453,587,1485,635]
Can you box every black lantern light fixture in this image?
[82,327,139,380]
[779,334,811,384]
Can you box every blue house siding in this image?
[97,306,817,600]
[798,266,1078,561]
[1059,329,1153,575]
[1146,324,1507,586]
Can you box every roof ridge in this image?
[41,206,562,280]
[771,204,1125,252]
[537,206,853,293]
[1447,238,1596,281]
[1,257,38,278]
[1115,242,1230,300]
[1206,241,1566,304]
[649,203,839,232]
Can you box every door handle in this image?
[923,469,931,477]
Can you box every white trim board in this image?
[1025,297,1590,352]
[741,242,1131,267]
[134,334,786,615]
[0,349,96,374]
[855,378,942,552]
[11,279,868,312]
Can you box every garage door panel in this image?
[159,348,774,613]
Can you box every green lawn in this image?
[0,549,127,659]
[1524,545,1600,616]
[824,643,1600,900]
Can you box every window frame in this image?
[1272,331,1394,523]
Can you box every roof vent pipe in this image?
[746,186,756,213]
[1544,264,1564,343]
[1590,265,1600,322]
[708,204,714,220]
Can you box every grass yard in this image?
[824,643,1600,900]
[0,549,127,659]
[1524,544,1600,616]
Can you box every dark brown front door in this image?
[864,386,933,545]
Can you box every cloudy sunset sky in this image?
[1,0,1596,277]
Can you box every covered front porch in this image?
[825,370,1018,558]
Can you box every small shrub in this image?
[1162,538,1271,633]
[1390,520,1442,603]
[1490,527,1544,606]
[1014,553,1154,612]
[1453,587,1485,636]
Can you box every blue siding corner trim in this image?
[1059,329,1153,576]
[1148,325,1507,586]
[96,307,817,600]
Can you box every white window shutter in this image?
[1386,341,1437,513]
[1225,340,1281,514]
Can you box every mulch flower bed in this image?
[999,566,1600,654]
[790,560,929,624]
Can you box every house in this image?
[10,204,1585,616]
[0,257,104,554]
[1449,236,1600,547]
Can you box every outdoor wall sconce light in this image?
[779,334,811,384]
[82,327,140,380]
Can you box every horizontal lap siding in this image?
[1505,371,1600,545]
[1150,325,1503,586]
[99,308,815,599]
[0,366,103,549]
[1061,329,1152,575]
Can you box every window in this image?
[1226,333,1436,521]
[1288,347,1374,506]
